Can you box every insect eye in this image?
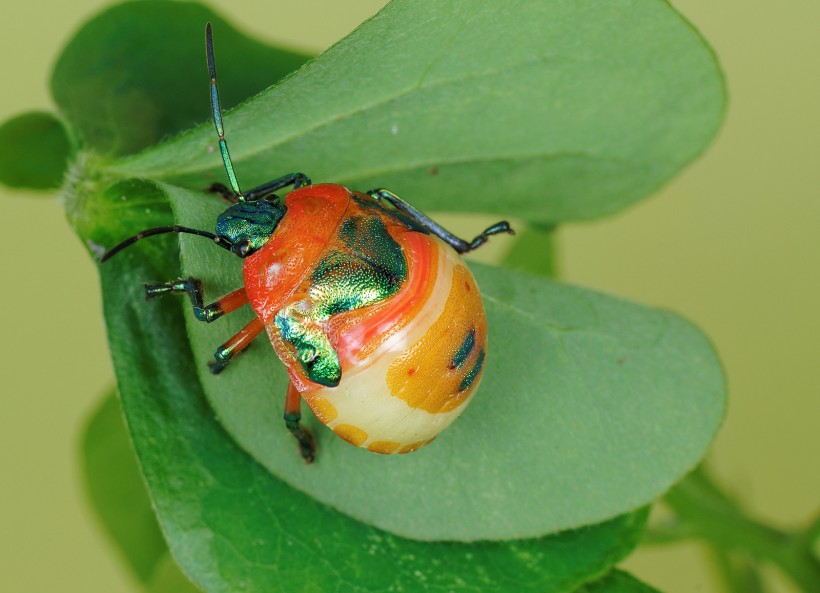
[233,240,251,257]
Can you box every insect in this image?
[102,24,513,462]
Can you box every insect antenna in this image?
[100,226,234,263]
[206,23,243,200]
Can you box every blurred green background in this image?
[0,1,817,592]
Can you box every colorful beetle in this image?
[102,24,513,462]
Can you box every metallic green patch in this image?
[308,215,407,320]
[337,215,407,282]
[274,310,341,387]
[459,348,485,392]
[450,329,476,370]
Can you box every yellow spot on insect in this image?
[398,438,435,454]
[309,397,338,423]
[367,441,401,454]
[333,424,368,446]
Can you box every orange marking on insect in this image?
[308,397,338,424]
[367,441,401,454]
[398,438,434,454]
[333,424,368,446]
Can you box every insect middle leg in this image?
[367,188,514,253]
[209,317,265,374]
[284,381,317,463]
[144,278,248,323]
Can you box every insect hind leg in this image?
[367,188,514,253]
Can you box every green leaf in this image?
[110,0,725,222]
[0,111,73,190]
[574,570,662,592]
[51,1,310,156]
[146,183,724,541]
[80,391,166,583]
[96,188,651,591]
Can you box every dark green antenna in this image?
[206,23,243,199]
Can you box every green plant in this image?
[9,1,812,592]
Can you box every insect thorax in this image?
[215,200,287,255]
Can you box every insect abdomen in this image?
[301,233,487,454]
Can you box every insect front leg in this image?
[243,172,312,201]
[368,188,514,253]
[144,278,248,323]
[284,382,317,463]
[207,172,311,204]
[207,182,242,204]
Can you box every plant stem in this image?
[644,466,820,592]
[706,545,766,593]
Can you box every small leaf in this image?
[503,223,558,277]
[0,111,73,190]
[111,0,725,222]
[95,186,651,591]
[51,1,310,156]
[574,570,662,592]
[80,391,166,583]
[158,183,726,541]
[147,555,202,593]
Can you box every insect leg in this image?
[367,188,514,253]
[242,172,313,202]
[207,173,312,204]
[144,278,248,323]
[208,317,265,374]
[284,381,317,463]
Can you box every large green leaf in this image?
[96,194,651,591]
[126,182,723,542]
[109,0,725,222]
[51,1,309,156]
